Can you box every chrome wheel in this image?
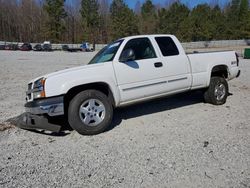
[214,83,226,101]
[79,99,106,126]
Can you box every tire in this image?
[68,90,113,135]
[204,76,229,105]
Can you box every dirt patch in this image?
[0,51,249,188]
[0,116,18,131]
[0,122,15,131]
[239,85,249,90]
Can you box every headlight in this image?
[33,77,46,99]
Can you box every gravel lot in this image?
[0,51,249,187]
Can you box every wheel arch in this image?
[207,64,229,86]
[211,65,229,78]
[63,82,116,118]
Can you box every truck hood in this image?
[30,63,104,83]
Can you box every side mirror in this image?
[120,48,135,62]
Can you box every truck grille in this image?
[28,83,32,90]
[26,83,33,101]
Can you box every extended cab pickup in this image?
[19,35,241,135]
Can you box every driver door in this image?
[113,37,167,103]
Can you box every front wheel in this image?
[204,77,229,105]
[68,90,113,135]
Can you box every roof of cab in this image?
[120,34,175,40]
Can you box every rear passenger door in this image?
[113,37,167,103]
[154,37,192,92]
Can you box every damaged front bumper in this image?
[18,113,62,132]
[17,96,64,132]
[25,96,64,116]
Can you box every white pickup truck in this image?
[19,35,240,135]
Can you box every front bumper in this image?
[25,96,64,116]
[16,96,65,132]
[17,113,62,132]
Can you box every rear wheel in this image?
[204,77,228,105]
[68,90,113,135]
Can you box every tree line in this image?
[0,0,250,45]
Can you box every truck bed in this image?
[186,50,233,55]
[187,51,238,89]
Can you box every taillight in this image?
[235,52,239,66]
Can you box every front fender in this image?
[44,63,120,106]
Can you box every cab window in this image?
[120,38,157,61]
[155,37,179,56]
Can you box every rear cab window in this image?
[155,37,179,56]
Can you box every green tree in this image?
[238,0,250,38]
[224,0,241,39]
[140,0,156,34]
[44,0,67,42]
[189,4,215,41]
[156,7,171,34]
[156,2,190,41]
[178,16,193,42]
[223,0,250,39]
[110,0,139,40]
[80,0,100,50]
[212,5,225,40]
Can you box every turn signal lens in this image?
[33,77,46,99]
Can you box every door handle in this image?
[154,62,163,68]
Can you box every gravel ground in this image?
[0,51,249,187]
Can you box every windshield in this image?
[88,40,124,64]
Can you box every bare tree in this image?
[99,0,110,43]
[134,1,141,15]
[210,0,219,7]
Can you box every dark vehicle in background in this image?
[1,41,54,52]
[20,43,32,51]
[62,45,69,51]
[33,41,53,52]
[33,42,52,52]
[4,44,19,50]
[62,44,82,52]
[33,44,43,51]
[0,45,5,50]
[43,44,52,51]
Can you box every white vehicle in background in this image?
[19,35,241,135]
[43,41,50,44]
